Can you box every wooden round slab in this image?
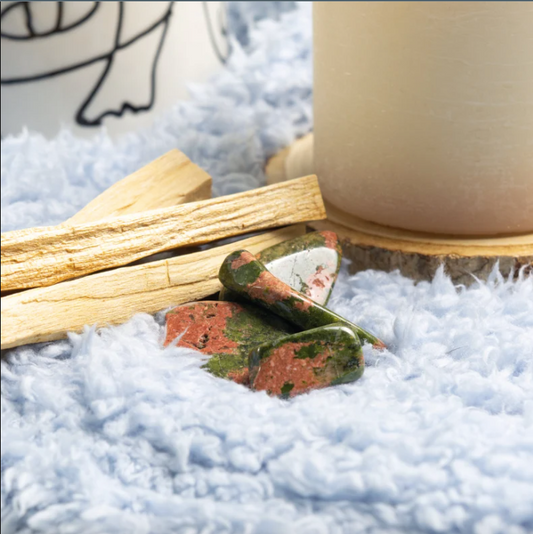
[266,133,533,285]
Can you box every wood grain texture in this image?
[0,150,212,299]
[1,176,326,291]
[309,218,533,286]
[266,133,533,285]
[65,149,212,225]
[1,225,306,349]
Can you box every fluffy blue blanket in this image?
[2,4,532,533]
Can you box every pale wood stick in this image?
[1,225,306,349]
[0,149,211,299]
[65,149,212,225]
[1,176,325,291]
[64,148,212,280]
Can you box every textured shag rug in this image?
[2,3,533,534]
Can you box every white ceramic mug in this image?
[1,1,229,138]
[314,2,533,236]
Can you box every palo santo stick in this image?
[1,176,325,291]
[65,149,212,225]
[1,225,306,349]
[0,150,212,299]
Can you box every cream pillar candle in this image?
[314,2,533,236]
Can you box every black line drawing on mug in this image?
[203,1,229,65]
[1,1,100,40]
[1,2,229,128]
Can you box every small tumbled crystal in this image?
[164,301,294,383]
[219,250,385,349]
[249,325,364,398]
[219,231,342,306]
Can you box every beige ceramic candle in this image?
[314,2,533,235]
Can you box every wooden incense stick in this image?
[65,149,212,225]
[0,149,212,298]
[1,225,306,349]
[1,175,326,291]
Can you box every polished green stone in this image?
[219,250,385,349]
[164,301,294,383]
[248,325,364,398]
[219,231,342,306]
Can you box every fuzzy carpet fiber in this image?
[2,4,533,533]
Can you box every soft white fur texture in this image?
[3,267,532,534]
[2,3,533,534]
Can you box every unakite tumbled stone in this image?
[164,301,294,383]
[248,325,364,398]
[220,231,342,306]
[219,250,386,349]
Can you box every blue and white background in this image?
[2,3,532,533]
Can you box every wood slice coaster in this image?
[266,133,533,285]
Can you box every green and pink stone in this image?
[218,250,385,349]
[219,231,342,306]
[249,325,364,398]
[164,231,385,396]
[164,301,294,384]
